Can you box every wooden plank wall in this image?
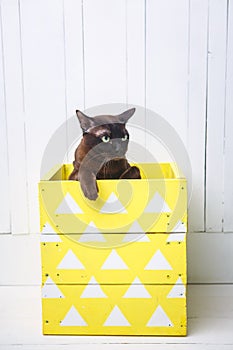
[0,0,232,235]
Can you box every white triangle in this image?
[57,250,85,270]
[79,221,106,242]
[101,250,129,270]
[144,192,171,213]
[100,193,127,213]
[80,276,107,298]
[172,220,187,232]
[79,233,106,242]
[41,223,62,243]
[123,277,151,298]
[127,221,144,233]
[123,221,150,242]
[147,305,173,327]
[144,250,173,270]
[123,233,150,243]
[167,278,186,298]
[137,234,151,242]
[41,222,57,234]
[60,306,87,326]
[166,233,185,242]
[41,277,64,298]
[41,234,62,243]
[55,193,83,214]
[103,306,130,326]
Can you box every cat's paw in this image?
[80,176,99,201]
[85,187,98,201]
[120,166,141,179]
[81,184,98,201]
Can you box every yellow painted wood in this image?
[41,233,186,285]
[39,163,187,234]
[39,162,187,336]
[42,284,187,336]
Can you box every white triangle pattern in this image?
[127,221,144,233]
[79,233,106,242]
[80,277,107,298]
[144,192,171,213]
[103,306,130,326]
[57,250,85,270]
[100,192,127,214]
[79,221,106,242]
[123,221,149,242]
[42,277,64,298]
[122,233,150,243]
[172,220,187,232]
[144,250,173,270]
[123,277,151,298]
[83,221,102,233]
[41,222,57,234]
[41,223,62,242]
[147,305,173,327]
[101,250,129,270]
[167,278,186,298]
[41,222,56,233]
[41,233,62,243]
[136,234,151,242]
[166,233,185,242]
[60,306,87,326]
[55,193,83,214]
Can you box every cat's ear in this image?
[76,110,94,132]
[117,108,136,124]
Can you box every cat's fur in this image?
[69,108,141,200]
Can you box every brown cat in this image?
[69,108,141,200]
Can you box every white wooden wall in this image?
[0,0,233,283]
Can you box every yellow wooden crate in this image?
[42,283,186,336]
[41,233,186,285]
[39,163,187,336]
[39,163,187,234]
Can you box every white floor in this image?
[0,285,233,350]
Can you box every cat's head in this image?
[76,108,136,158]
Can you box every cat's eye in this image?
[101,135,110,143]
[122,134,128,141]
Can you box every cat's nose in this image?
[113,142,121,152]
